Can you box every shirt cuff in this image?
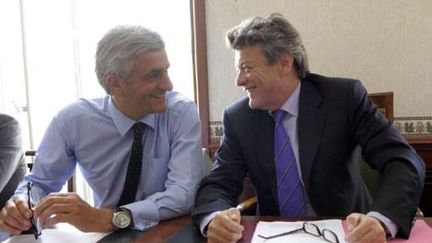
[199,211,220,237]
[124,199,160,230]
[367,211,398,239]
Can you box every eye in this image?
[144,70,168,81]
[148,73,160,79]
[238,64,251,73]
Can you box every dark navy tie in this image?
[117,122,145,207]
[273,109,306,216]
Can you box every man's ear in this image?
[279,53,295,74]
[107,74,122,93]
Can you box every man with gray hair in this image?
[192,13,424,243]
[0,25,203,234]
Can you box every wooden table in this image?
[98,216,432,243]
[98,216,196,243]
[97,216,342,242]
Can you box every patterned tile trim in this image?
[209,121,223,142]
[210,116,432,141]
[393,116,432,136]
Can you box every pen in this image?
[236,196,257,212]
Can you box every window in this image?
[0,0,194,199]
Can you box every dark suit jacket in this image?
[192,73,425,238]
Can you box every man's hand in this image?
[33,192,114,232]
[207,208,244,243]
[0,196,33,234]
[345,213,386,243]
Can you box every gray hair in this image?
[95,25,165,93]
[226,13,309,78]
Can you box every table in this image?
[97,216,201,243]
[240,216,432,243]
[98,216,432,243]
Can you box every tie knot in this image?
[131,122,145,139]
[273,109,287,123]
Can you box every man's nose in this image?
[160,73,173,91]
[235,71,246,86]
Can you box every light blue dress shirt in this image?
[16,91,204,230]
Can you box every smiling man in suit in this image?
[192,13,425,243]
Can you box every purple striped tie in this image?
[273,109,306,216]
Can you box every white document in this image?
[1,223,110,243]
[251,219,346,243]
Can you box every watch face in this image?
[113,211,131,229]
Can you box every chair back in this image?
[25,150,76,192]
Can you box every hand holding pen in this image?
[206,196,257,243]
[206,207,244,243]
[0,183,39,238]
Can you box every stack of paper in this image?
[1,223,110,243]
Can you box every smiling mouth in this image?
[245,87,255,94]
[150,94,165,99]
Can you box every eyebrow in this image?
[236,61,251,69]
[144,68,168,78]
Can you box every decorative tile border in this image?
[210,116,432,141]
[393,116,432,136]
[209,121,223,142]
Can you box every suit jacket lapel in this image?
[298,80,327,191]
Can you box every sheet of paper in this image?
[1,223,110,243]
[251,219,346,243]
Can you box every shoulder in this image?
[225,96,268,116]
[303,73,364,92]
[166,91,195,107]
[0,113,19,129]
[55,97,107,120]
[165,91,198,115]
[223,97,268,126]
[225,97,250,113]
[225,96,257,118]
[155,92,200,133]
[49,97,109,132]
[302,73,367,104]
[0,113,21,142]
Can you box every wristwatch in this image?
[112,208,132,230]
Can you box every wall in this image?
[205,0,432,140]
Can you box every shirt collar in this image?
[107,96,156,136]
[271,81,301,117]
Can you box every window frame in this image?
[191,0,210,148]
